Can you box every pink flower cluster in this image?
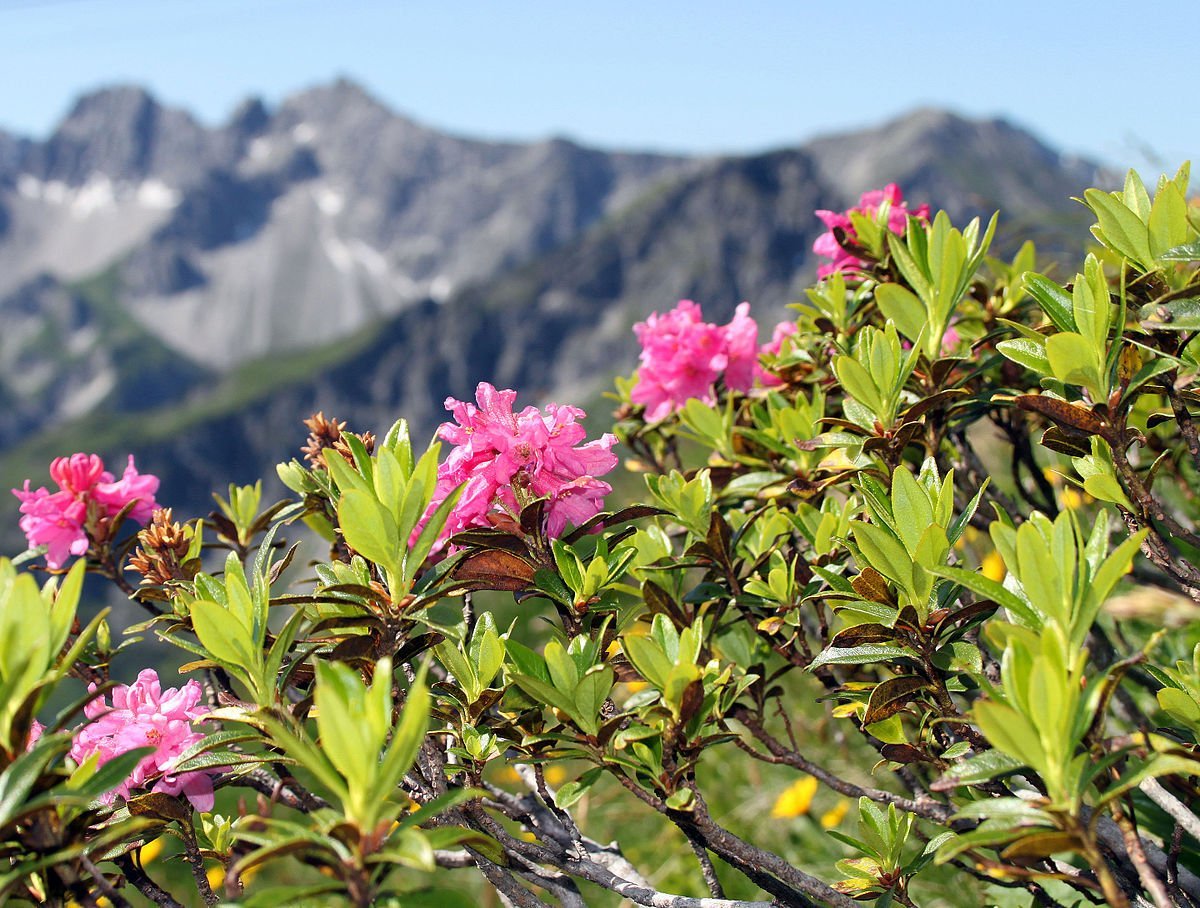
[813,183,930,277]
[423,383,619,546]
[11,453,159,569]
[69,669,214,811]
[631,300,796,422]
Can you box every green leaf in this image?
[544,640,580,693]
[504,638,550,684]
[1139,297,1200,331]
[834,356,883,415]
[623,635,672,690]
[853,523,911,588]
[1085,188,1152,267]
[377,667,430,802]
[1148,181,1189,259]
[1157,239,1200,262]
[1024,273,1077,333]
[190,599,257,673]
[930,567,1038,628]
[874,284,926,346]
[809,644,918,670]
[573,666,614,737]
[890,468,933,556]
[338,489,400,574]
[996,337,1050,375]
[314,661,377,786]
[1046,331,1101,395]
[555,768,603,810]
[934,749,1024,789]
[510,674,574,717]
[1159,687,1200,725]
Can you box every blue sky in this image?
[0,0,1195,169]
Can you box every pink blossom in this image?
[419,383,619,551]
[94,456,160,524]
[631,301,795,419]
[941,322,962,354]
[759,321,799,387]
[723,303,761,392]
[631,300,730,422]
[26,720,45,751]
[813,184,931,277]
[11,486,90,569]
[11,453,159,568]
[69,669,214,812]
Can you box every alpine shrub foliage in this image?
[4,165,1200,908]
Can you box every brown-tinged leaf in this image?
[1015,395,1112,438]
[445,528,530,554]
[468,688,507,722]
[267,543,301,586]
[452,550,538,591]
[564,505,666,543]
[928,358,961,387]
[830,623,899,647]
[678,679,706,725]
[879,743,932,765]
[863,676,930,725]
[394,633,442,664]
[178,659,222,673]
[1039,426,1092,457]
[706,513,733,568]
[892,421,924,450]
[519,498,548,537]
[901,388,970,422]
[757,616,786,634]
[934,601,998,635]
[330,633,377,662]
[1118,345,1142,386]
[127,792,191,823]
[1001,832,1080,860]
[643,580,689,625]
[851,567,894,605]
[896,606,922,632]
[485,512,523,535]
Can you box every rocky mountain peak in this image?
[25,85,221,187]
[225,96,271,138]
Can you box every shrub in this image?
[2,165,1199,907]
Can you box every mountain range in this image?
[0,79,1104,537]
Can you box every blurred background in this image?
[0,0,1195,536]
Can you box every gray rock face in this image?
[2,80,694,367]
[0,82,1108,542]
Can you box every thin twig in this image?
[113,855,183,908]
[79,854,132,908]
[1112,800,1172,908]
[1140,777,1200,846]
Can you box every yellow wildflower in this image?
[771,775,818,818]
[545,765,568,786]
[1061,486,1089,510]
[139,837,164,864]
[206,865,224,890]
[981,551,1006,582]
[820,799,851,829]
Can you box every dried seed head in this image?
[301,412,375,468]
[331,430,376,466]
[128,508,192,586]
[301,411,347,466]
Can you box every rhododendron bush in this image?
[4,167,1200,908]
